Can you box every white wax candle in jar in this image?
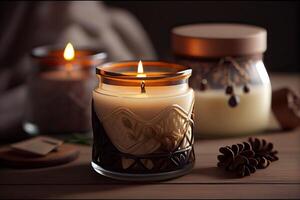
[172,23,272,138]
[92,61,195,181]
[24,43,106,134]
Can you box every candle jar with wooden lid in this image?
[92,61,195,181]
[24,44,106,134]
[171,23,271,138]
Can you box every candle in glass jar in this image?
[92,61,195,181]
[172,23,272,138]
[24,43,106,134]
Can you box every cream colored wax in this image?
[194,84,271,138]
[93,82,194,168]
[93,83,193,120]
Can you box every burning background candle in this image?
[24,43,106,134]
[92,61,195,181]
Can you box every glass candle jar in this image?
[171,23,271,138]
[92,61,195,181]
[24,44,106,134]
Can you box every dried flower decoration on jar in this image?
[172,24,271,137]
[92,61,195,181]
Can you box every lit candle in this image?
[92,61,195,181]
[137,60,146,78]
[63,42,75,76]
[24,43,106,134]
[63,43,75,61]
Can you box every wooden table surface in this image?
[0,73,300,199]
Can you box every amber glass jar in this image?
[171,23,271,138]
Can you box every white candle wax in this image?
[193,83,271,137]
[93,82,193,121]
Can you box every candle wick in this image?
[141,81,146,93]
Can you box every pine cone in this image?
[248,137,279,169]
[217,142,258,177]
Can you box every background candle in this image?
[24,44,106,134]
[172,24,272,138]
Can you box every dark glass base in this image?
[91,161,194,181]
[91,101,195,181]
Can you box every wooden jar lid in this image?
[171,23,267,58]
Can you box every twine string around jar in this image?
[198,56,255,107]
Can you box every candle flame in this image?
[137,60,146,77]
[63,42,75,61]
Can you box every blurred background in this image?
[1,1,299,72]
[0,1,299,141]
[107,1,300,73]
